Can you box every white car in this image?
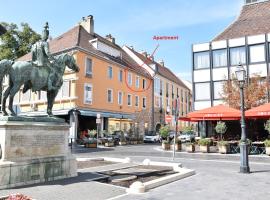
[178,133,195,142]
[143,134,161,143]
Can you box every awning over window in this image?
[186,104,241,121]
[79,109,135,119]
[245,103,270,118]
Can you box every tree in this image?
[221,75,267,110]
[0,22,41,60]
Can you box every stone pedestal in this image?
[0,116,77,189]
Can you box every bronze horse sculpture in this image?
[0,53,79,116]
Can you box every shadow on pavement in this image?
[11,172,108,189]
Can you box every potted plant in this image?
[217,140,230,154]
[84,138,97,148]
[186,142,195,153]
[160,126,170,150]
[198,138,211,153]
[264,119,270,155]
[264,139,270,155]
[170,138,182,151]
[215,121,227,140]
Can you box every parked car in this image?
[178,132,195,142]
[144,134,161,143]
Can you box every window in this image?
[194,51,210,69]
[135,96,139,107]
[177,88,179,97]
[84,84,93,104]
[118,70,123,82]
[108,66,113,79]
[128,72,132,86]
[154,77,160,94]
[154,78,160,95]
[143,97,146,108]
[230,47,246,65]
[85,58,92,77]
[127,94,132,106]
[195,82,210,100]
[166,83,169,96]
[142,79,146,89]
[160,79,163,94]
[118,91,123,105]
[213,81,224,100]
[135,76,140,88]
[107,89,113,103]
[213,49,227,67]
[181,89,183,102]
[62,81,70,97]
[249,44,265,63]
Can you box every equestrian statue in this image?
[0,22,79,117]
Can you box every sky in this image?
[0,0,243,81]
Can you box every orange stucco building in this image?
[16,15,153,139]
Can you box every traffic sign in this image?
[96,118,101,124]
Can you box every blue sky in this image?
[0,0,243,81]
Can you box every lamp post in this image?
[235,64,250,173]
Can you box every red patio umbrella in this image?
[187,104,241,121]
[245,103,270,118]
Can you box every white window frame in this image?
[85,57,93,77]
[142,79,147,89]
[135,76,140,88]
[127,94,132,106]
[118,70,123,82]
[128,72,132,86]
[118,91,123,105]
[143,97,146,109]
[107,89,113,103]
[249,44,265,63]
[84,83,93,104]
[108,66,113,79]
[135,95,139,107]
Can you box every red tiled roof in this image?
[213,1,270,41]
[126,46,189,90]
[18,25,151,79]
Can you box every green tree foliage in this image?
[0,22,41,60]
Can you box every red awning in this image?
[245,103,270,118]
[187,104,241,121]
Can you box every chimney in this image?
[105,34,115,44]
[158,60,164,67]
[79,15,94,35]
[140,51,148,57]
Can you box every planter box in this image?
[200,145,210,153]
[186,144,195,153]
[105,142,114,147]
[266,147,270,156]
[162,143,170,150]
[218,145,230,154]
[119,141,127,146]
[170,144,181,151]
[85,143,97,148]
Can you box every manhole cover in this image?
[110,175,137,183]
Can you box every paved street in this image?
[1,144,270,200]
[73,144,270,200]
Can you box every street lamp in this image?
[235,64,250,173]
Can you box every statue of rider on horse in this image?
[0,22,79,117]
